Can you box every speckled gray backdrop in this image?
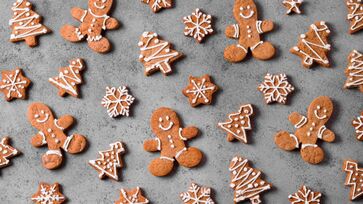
[0,0,362,203]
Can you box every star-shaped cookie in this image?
[180,183,215,204]
[182,74,218,107]
[31,183,66,204]
[0,68,31,101]
[115,187,149,204]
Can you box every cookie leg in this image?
[88,37,111,53]
[274,131,299,151]
[60,25,84,42]
[251,41,275,60]
[64,134,87,154]
[24,36,38,47]
[224,44,247,62]
[148,157,174,177]
[300,145,324,164]
[176,147,203,168]
[42,150,63,170]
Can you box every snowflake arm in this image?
[183,9,214,43]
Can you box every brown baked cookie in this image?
[229,156,272,204]
[101,86,135,118]
[49,58,85,98]
[31,182,66,204]
[9,0,51,47]
[60,0,119,53]
[115,187,149,204]
[288,185,322,204]
[346,0,363,34]
[0,137,20,169]
[138,32,183,76]
[224,0,275,62]
[275,96,335,164]
[183,8,214,43]
[182,75,219,107]
[0,68,31,101]
[144,107,203,177]
[291,21,331,68]
[180,183,215,204]
[344,50,363,92]
[218,104,254,143]
[353,111,363,141]
[283,0,304,14]
[89,142,125,181]
[258,73,295,104]
[343,160,363,200]
[141,0,172,13]
[27,102,87,169]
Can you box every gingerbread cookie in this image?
[49,58,85,98]
[229,156,272,204]
[32,182,65,204]
[258,73,295,104]
[89,142,125,181]
[101,86,135,118]
[346,0,363,34]
[275,96,335,164]
[141,0,172,13]
[283,0,304,14]
[182,74,219,107]
[180,183,215,204]
[353,111,363,141]
[115,187,149,204]
[343,160,363,200]
[291,21,331,68]
[0,137,20,168]
[144,107,203,177]
[60,0,119,53]
[344,50,363,92]
[218,104,254,143]
[224,0,275,62]
[27,102,87,169]
[138,32,183,76]
[9,0,51,47]
[183,9,214,43]
[0,68,31,101]
[288,185,322,204]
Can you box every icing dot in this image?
[234,124,239,128]
[165,48,170,53]
[234,118,238,121]
[138,41,143,46]
[300,34,306,38]
[139,55,144,59]
[230,183,236,188]
[47,128,52,133]
[159,117,163,122]
[3,150,8,154]
[154,39,159,44]
[26,13,30,17]
[26,2,30,6]
[34,114,39,118]
[247,5,251,9]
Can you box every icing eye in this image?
[166,116,170,120]
[324,109,327,113]
[34,114,39,118]
[247,5,251,9]
[317,106,321,110]
[41,110,45,114]
[240,7,244,11]
[158,117,163,122]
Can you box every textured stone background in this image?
[0,0,362,203]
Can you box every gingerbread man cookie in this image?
[0,68,31,101]
[144,107,203,177]
[275,96,335,164]
[352,111,363,141]
[60,0,119,53]
[224,0,275,62]
[27,103,87,169]
[0,137,20,169]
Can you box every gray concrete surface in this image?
[0,0,362,203]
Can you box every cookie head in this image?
[89,0,113,15]
[308,96,333,122]
[151,107,180,134]
[28,103,54,128]
[234,0,257,21]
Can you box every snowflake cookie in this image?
[89,142,125,180]
[138,32,183,76]
[218,104,254,144]
[0,137,20,168]
[49,58,85,98]
[182,74,219,107]
[180,183,215,204]
[353,111,363,141]
[229,156,272,204]
[283,0,304,14]
[258,73,295,104]
[343,160,363,200]
[346,0,363,34]
[31,182,66,204]
[115,187,149,204]
[288,185,322,204]
[141,0,172,13]
[183,8,214,43]
[0,68,31,101]
[344,50,363,92]
[101,86,135,118]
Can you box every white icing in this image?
[119,187,149,204]
[250,41,263,51]
[101,86,135,118]
[0,137,18,167]
[294,116,307,128]
[180,183,214,204]
[239,6,255,19]
[317,125,327,139]
[353,115,363,140]
[155,138,161,150]
[256,20,263,34]
[31,184,65,204]
[36,111,49,123]
[160,156,174,161]
[144,0,171,12]
[0,69,28,99]
[158,116,174,131]
[46,150,62,157]
[288,185,321,204]
[283,0,304,14]
[258,73,295,104]
[345,50,363,88]
[237,44,248,53]
[183,8,213,42]
[185,77,216,104]
[62,135,74,152]
[93,1,106,9]
[175,147,187,159]
[178,128,187,141]
[314,106,327,120]
[347,0,363,31]
[344,160,363,200]
[289,134,300,148]
[38,131,47,145]
[301,144,318,149]
[233,24,240,38]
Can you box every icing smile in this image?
[94,0,106,9]
[314,106,327,120]
[35,112,49,123]
[158,116,174,131]
[239,6,254,19]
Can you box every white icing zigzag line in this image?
[347,1,363,31]
[353,115,363,139]
[9,1,48,40]
[345,50,363,87]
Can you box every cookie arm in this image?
[57,115,74,130]
[318,126,335,142]
[180,127,199,140]
[225,24,240,39]
[71,7,86,22]
[257,20,274,34]
[144,138,161,152]
[105,17,119,30]
[288,112,307,128]
[31,132,47,147]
